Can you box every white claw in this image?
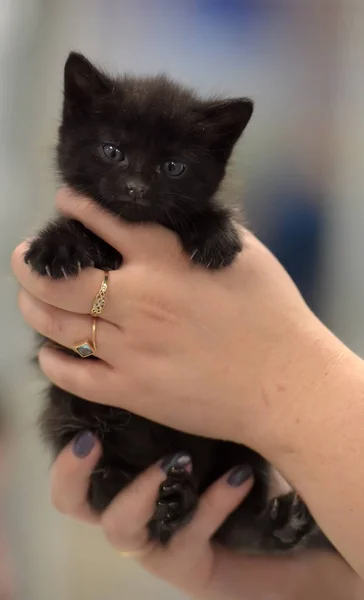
[45,266,52,278]
[270,498,279,520]
[190,249,198,260]
[77,261,82,273]
[61,267,69,279]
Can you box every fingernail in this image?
[72,431,96,458]
[227,465,253,487]
[160,452,192,475]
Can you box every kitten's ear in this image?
[63,52,112,115]
[199,98,254,159]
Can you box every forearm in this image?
[261,315,364,577]
[198,550,360,600]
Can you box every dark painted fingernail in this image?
[227,465,253,487]
[72,431,96,458]
[160,452,192,474]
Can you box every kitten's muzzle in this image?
[126,179,148,199]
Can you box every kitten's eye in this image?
[163,160,187,177]
[102,144,125,162]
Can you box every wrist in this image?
[260,318,364,576]
[250,311,360,465]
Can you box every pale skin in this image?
[11,188,364,593]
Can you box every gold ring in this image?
[91,271,109,317]
[72,317,98,358]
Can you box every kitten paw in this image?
[149,467,198,543]
[263,493,315,550]
[187,226,242,269]
[24,235,95,279]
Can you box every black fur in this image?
[26,52,333,554]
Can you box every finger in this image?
[101,458,189,553]
[11,242,122,323]
[38,346,129,407]
[18,288,120,365]
[173,465,254,546]
[56,188,185,264]
[51,432,102,524]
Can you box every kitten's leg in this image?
[149,467,199,544]
[179,210,242,269]
[24,216,122,278]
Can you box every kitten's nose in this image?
[126,179,146,198]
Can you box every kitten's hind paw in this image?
[149,467,199,543]
[262,492,316,551]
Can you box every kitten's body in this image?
[27,53,333,553]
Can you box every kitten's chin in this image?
[104,198,157,223]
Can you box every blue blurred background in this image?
[0,1,362,598]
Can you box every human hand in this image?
[51,432,254,598]
[51,434,359,600]
[12,189,346,457]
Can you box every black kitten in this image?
[26,52,332,554]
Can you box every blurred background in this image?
[0,0,363,598]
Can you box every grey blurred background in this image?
[0,1,363,598]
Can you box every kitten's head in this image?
[58,52,253,223]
